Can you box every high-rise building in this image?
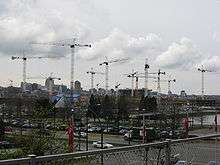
[75,80,82,93]
[45,77,54,91]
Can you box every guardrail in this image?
[0,134,219,165]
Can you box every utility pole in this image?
[198,66,212,99]
[99,57,128,94]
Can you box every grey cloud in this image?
[155,37,220,71]
[0,0,107,57]
[79,29,162,61]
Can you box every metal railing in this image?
[0,134,219,165]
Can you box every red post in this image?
[184,116,189,138]
[67,118,74,152]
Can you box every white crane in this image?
[124,69,138,97]
[144,58,150,96]
[99,57,128,94]
[149,69,165,93]
[27,73,61,96]
[11,52,54,92]
[198,66,213,99]
[86,68,104,94]
[8,80,13,87]
[154,78,176,95]
[134,74,157,96]
[168,79,176,95]
[30,38,91,92]
[115,83,121,98]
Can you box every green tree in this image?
[0,117,5,140]
[118,95,128,120]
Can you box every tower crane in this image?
[11,52,54,92]
[198,66,213,99]
[154,78,176,94]
[115,83,121,98]
[30,38,91,92]
[168,79,176,94]
[134,74,157,96]
[99,57,128,94]
[8,80,13,87]
[144,58,150,96]
[124,69,138,97]
[86,68,104,94]
[27,73,61,96]
[149,69,165,93]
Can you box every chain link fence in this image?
[0,134,219,165]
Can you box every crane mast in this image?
[157,69,166,93]
[30,38,91,94]
[144,58,149,97]
[86,68,104,94]
[198,66,212,99]
[125,69,137,97]
[100,57,128,94]
[11,52,49,92]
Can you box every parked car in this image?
[88,127,97,132]
[4,126,13,132]
[0,141,14,149]
[74,132,87,138]
[92,141,113,149]
[119,129,128,134]
[207,161,220,165]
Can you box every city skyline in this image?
[0,0,220,95]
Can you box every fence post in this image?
[165,140,171,165]
[28,154,36,165]
[145,147,149,165]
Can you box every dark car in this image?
[207,161,220,165]
[0,141,14,149]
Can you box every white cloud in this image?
[199,56,220,71]
[0,0,106,57]
[155,38,203,69]
[155,37,220,72]
[79,29,162,61]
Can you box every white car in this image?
[92,141,113,149]
[74,132,87,138]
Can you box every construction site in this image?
[0,0,220,165]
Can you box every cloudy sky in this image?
[0,0,220,95]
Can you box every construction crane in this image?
[198,66,213,99]
[11,52,53,92]
[115,83,121,98]
[134,74,157,96]
[147,69,165,93]
[27,73,61,95]
[124,69,138,97]
[86,68,104,94]
[30,38,91,92]
[144,59,150,96]
[154,78,176,95]
[99,57,128,94]
[96,83,100,92]
[8,80,13,87]
[168,79,176,94]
